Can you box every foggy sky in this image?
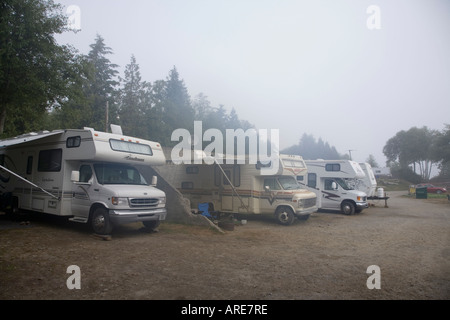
[55,0,450,166]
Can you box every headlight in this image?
[297,199,304,207]
[158,197,166,205]
[111,197,128,206]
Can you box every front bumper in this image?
[108,208,167,225]
[356,202,369,211]
[295,206,318,216]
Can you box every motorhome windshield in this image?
[94,163,148,185]
[278,176,300,190]
[335,178,353,190]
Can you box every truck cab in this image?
[71,162,166,234]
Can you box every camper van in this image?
[300,160,368,215]
[159,153,317,225]
[0,127,167,234]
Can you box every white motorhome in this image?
[159,153,317,225]
[0,127,167,234]
[299,160,368,215]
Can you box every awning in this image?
[0,130,64,148]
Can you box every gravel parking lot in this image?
[0,191,449,300]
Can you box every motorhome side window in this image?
[324,179,335,190]
[186,166,199,174]
[109,139,153,156]
[181,182,194,189]
[66,136,81,148]
[79,165,93,183]
[38,149,62,172]
[222,170,231,185]
[307,173,316,188]
[26,156,33,175]
[255,161,272,170]
[264,178,281,190]
[325,164,340,171]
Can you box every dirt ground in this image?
[0,190,449,300]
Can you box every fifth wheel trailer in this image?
[0,127,167,234]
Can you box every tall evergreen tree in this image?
[118,55,150,137]
[162,66,194,146]
[86,34,119,131]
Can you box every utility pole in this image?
[348,149,356,160]
[105,101,109,132]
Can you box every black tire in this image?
[341,201,355,215]
[5,197,24,220]
[275,206,295,226]
[91,207,113,235]
[142,220,160,231]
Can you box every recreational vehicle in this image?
[0,127,167,234]
[159,153,317,225]
[341,162,377,197]
[357,163,377,197]
[300,160,368,215]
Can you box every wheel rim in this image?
[342,204,352,215]
[93,214,105,231]
[279,211,289,223]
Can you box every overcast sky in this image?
[55,0,450,166]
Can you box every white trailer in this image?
[299,160,368,215]
[343,162,377,197]
[159,153,317,225]
[0,127,167,234]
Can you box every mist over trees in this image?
[3,0,449,179]
[383,125,450,181]
[282,134,345,160]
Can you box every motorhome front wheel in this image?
[143,220,161,231]
[91,207,113,235]
[275,207,295,226]
[341,201,355,215]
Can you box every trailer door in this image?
[215,164,241,212]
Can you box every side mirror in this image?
[331,181,338,190]
[265,185,270,191]
[151,176,158,186]
[71,171,80,182]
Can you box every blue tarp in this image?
[198,202,212,217]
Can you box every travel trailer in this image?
[159,153,317,225]
[299,160,368,215]
[0,127,167,234]
[344,162,377,197]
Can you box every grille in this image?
[304,198,317,208]
[129,198,159,207]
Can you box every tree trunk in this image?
[0,106,7,135]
